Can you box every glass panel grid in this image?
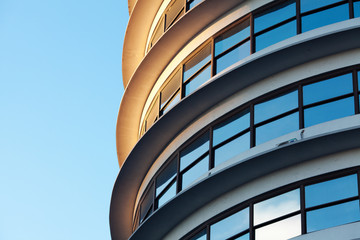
[184,64,211,96]
[300,0,344,13]
[184,44,211,81]
[180,131,209,171]
[216,41,250,74]
[182,155,209,189]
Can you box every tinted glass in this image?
[140,184,154,222]
[306,200,360,232]
[305,174,358,208]
[161,69,181,108]
[156,158,177,195]
[234,233,250,240]
[162,92,180,114]
[165,0,184,29]
[158,181,176,208]
[301,0,343,13]
[146,97,159,130]
[355,1,360,18]
[254,1,296,33]
[255,214,301,240]
[184,65,211,96]
[254,189,300,225]
[256,113,299,145]
[302,4,349,32]
[304,96,354,127]
[255,90,298,124]
[182,155,208,189]
[184,44,211,81]
[213,109,250,146]
[210,208,249,240]
[214,132,250,167]
[303,73,353,105]
[256,20,296,51]
[180,131,209,171]
[216,41,250,73]
[188,0,202,10]
[190,229,207,240]
[215,20,250,56]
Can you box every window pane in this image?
[215,20,250,56]
[302,4,349,33]
[214,132,250,167]
[255,90,298,124]
[303,73,353,105]
[301,0,343,13]
[184,44,211,81]
[184,64,211,96]
[151,17,164,47]
[161,69,181,108]
[254,1,296,33]
[213,110,250,146]
[255,214,301,240]
[188,0,202,10]
[304,96,354,127]
[140,184,154,222]
[165,0,184,29]
[307,200,360,232]
[162,92,180,114]
[190,229,207,240]
[182,155,208,189]
[254,189,300,225]
[180,132,209,171]
[256,20,296,51]
[305,174,358,208]
[235,233,250,240]
[215,41,250,73]
[156,158,177,196]
[256,113,299,145]
[358,71,360,91]
[355,1,360,18]
[146,97,159,130]
[210,208,249,240]
[158,181,177,208]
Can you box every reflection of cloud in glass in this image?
[210,208,249,240]
[255,214,301,240]
[254,189,300,225]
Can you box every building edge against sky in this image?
[111,0,360,239]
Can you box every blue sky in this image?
[0,0,128,239]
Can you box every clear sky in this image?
[0,0,128,239]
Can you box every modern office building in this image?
[110,0,360,239]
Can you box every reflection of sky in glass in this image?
[185,65,211,96]
[255,90,298,124]
[156,158,177,195]
[162,92,180,114]
[355,2,360,18]
[255,214,301,240]
[307,200,360,232]
[183,45,211,81]
[305,174,358,208]
[140,184,154,222]
[210,208,249,240]
[190,228,207,240]
[254,189,300,225]
[182,156,208,189]
[216,41,250,73]
[180,132,209,171]
[254,1,295,33]
[300,0,342,13]
[189,0,203,10]
[303,73,353,105]
[158,181,176,208]
[213,110,249,146]
[302,4,349,32]
[234,233,250,240]
[304,97,354,127]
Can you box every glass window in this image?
[305,174,358,208]
[254,189,300,225]
[254,1,296,33]
[140,184,154,223]
[213,109,250,146]
[146,97,159,130]
[255,20,297,51]
[182,155,208,189]
[304,96,354,127]
[255,90,298,124]
[180,131,209,171]
[162,92,180,114]
[216,41,250,73]
[255,214,301,240]
[303,73,353,105]
[358,71,360,91]
[187,0,202,10]
[300,0,343,13]
[165,0,184,29]
[235,233,250,240]
[184,64,211,96]
[307,200,360,232]
[210,208,249,240]
[215,20,250,57]
[158,181,177,208]
[302,4,349,32]
[161,69,181,109]
[184,44,211,81]
[214,132,250,167]
[189,229,207,240]
[156,158,177,196]
[355,1,360,18]
[151,17,165,47]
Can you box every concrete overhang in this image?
[111,21,360,240]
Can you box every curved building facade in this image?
[110,0,360,239]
